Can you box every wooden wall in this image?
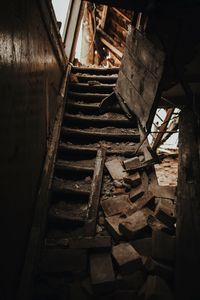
[0,1,66,299]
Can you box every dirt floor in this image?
[155,156,178,186]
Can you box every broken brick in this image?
[101,194,132,217]
[112,243,143,274]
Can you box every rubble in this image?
[105,214,125,241]
[112,243,143,274]
[123,171,141,187]
[119,208,152,240]
[101,194,132,217]
[124,156,141,171]
[129,185,144,201]
[155,198,176,227]
[105,158,128,180]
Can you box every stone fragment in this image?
[90,252,115,294]
[112,243,143,274]
[119,208,152,240]
[105,158,128,180]
[101,194,132,217]
[152,230,175,263]
[123,172,141,187]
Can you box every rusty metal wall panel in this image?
[116,28,165,128]
[0,1,65,298]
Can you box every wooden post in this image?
[176,104,200,300]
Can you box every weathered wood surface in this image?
[116,28,165,128]
[176,105,200,300]
[85,148,106,236]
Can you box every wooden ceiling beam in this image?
[83,0,144,11]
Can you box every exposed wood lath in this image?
[81,3,133,66]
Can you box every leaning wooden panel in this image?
[116,27,165,128]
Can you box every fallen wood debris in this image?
[112,243,143,274]
[105,158,128,180]
[155,198,176,228]
[101,194,132,217]
[123,171,141,187]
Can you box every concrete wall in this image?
[0,1,66,298]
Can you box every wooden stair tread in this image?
[69,82,115,93]
[67,100,122,114]
[61,126,140,142]
[68,91,110,102]
[52,178,91,196]
[72,66,119,75]
[76,74,118,84]
[56,158,95,172]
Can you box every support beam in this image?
[176,104,200,300]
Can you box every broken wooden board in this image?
[112,243,143,274]
[85,148,106,236]
[155,198,176,227]
[105,158,128,180]
[105,214,125,241]
[90,252,115,294]
[126,191,155,216]
[123,171,141,187]
[101,194,132,217]
[119,208,153,240]
[115,28,165,128]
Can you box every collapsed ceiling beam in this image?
[97,28,123,58]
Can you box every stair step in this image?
[61,127,140,143]
[64,112,136,128]
[52,178,91,196]
[68,91,110,102]
[59,142,140,157]
[69,82,115,94]
[76,74,118,84]
[67,100,122,114]
[55,159,95,173]
[48,206,87,226]
[72,66,119,75]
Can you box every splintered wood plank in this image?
[85,148,106,236]
[52,178,91,196]
[101,194,132,217]
[105,158,128,180]
[48,206,87,225]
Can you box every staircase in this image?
[33,66,176,300]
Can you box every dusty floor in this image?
[155,156,178,186]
